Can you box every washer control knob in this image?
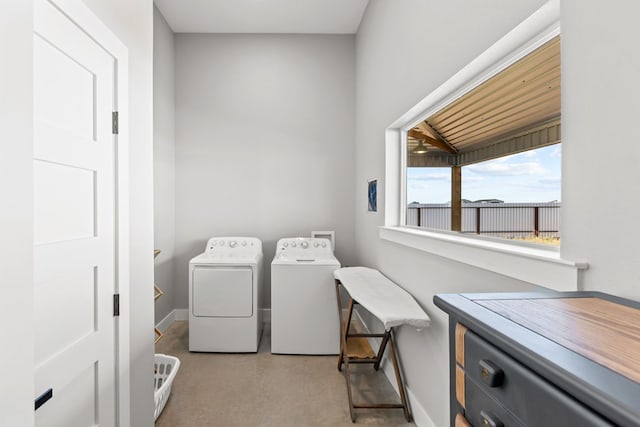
[313,242,319,248]
[219,240,225,246]
[283,242,288,247]
[229,240,237,248]
[321,242,327,248]
[212,241,217,246]
[241,240,247,246]
[291,242,297,247]
[301,241,308,249]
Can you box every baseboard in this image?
[174,308,188,321]
[407,387,436,427]
[156,310,175,333]
[353,310,435,427]
[156,308,188,333]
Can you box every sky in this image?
[407,144,561,204]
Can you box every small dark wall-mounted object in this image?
[367,179,377,212]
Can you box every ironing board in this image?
[333,267,431,422]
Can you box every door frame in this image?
[39,0,130,424]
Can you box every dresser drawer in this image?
[464,330,613,427]
[465,377,524,427]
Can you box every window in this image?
[381,2,587,292]
[403,35,561,246]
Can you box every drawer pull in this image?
[480,410,504,427]
[34,388,53,411]
[479,359,504,387]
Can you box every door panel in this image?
[33,160,96,244]
[34,34,96,140]
[34,0,116,424]
[35,364,98,427]
[34,263,96,366]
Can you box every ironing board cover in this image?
[334,267,431,331]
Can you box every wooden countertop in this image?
[477,297,640,383]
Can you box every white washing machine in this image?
[271,237,341,354]
[189,237,263,352]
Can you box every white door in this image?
[33,0,118,425]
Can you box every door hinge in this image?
[113,293,120,317]
[112,111,119,134]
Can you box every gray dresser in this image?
[434,292,640,427]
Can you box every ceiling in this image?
[408,36,561,167]
[154,0,370,34]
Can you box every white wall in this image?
[0,1,34,425]
[561,0,640,298]
[355,1,549,425]
[81,0,155,425]
[153,6,176,324]
[174,34,356,309]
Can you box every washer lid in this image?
[272,251,340,266]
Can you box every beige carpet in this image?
[154,321,415,426]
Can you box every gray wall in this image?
[153,6,176,325]
[354,1,550,425]
[82,0,155,425]
[174,34,356,309]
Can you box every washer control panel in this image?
[205,237,262,256]
[276,237,333,256]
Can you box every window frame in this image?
[382,0,588,291]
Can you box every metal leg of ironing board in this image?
[336,280,354,372]
[335,279,345,371]
[342,318,357,422]
[373,330,391,371]
[335,280,356,421]
[388,330,413,422]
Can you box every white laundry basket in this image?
[154,354,180,421]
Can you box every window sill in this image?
[379,226,588,291]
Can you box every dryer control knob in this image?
[283,242,288,247]
[301,241,308,249]
[219,240,225,246]
[241,240,247,246]
[321,242,326,248]
[229,240,237,248]
[291,242,297,247]
[313,242,319,248]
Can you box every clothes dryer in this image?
[189,237,263,352]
